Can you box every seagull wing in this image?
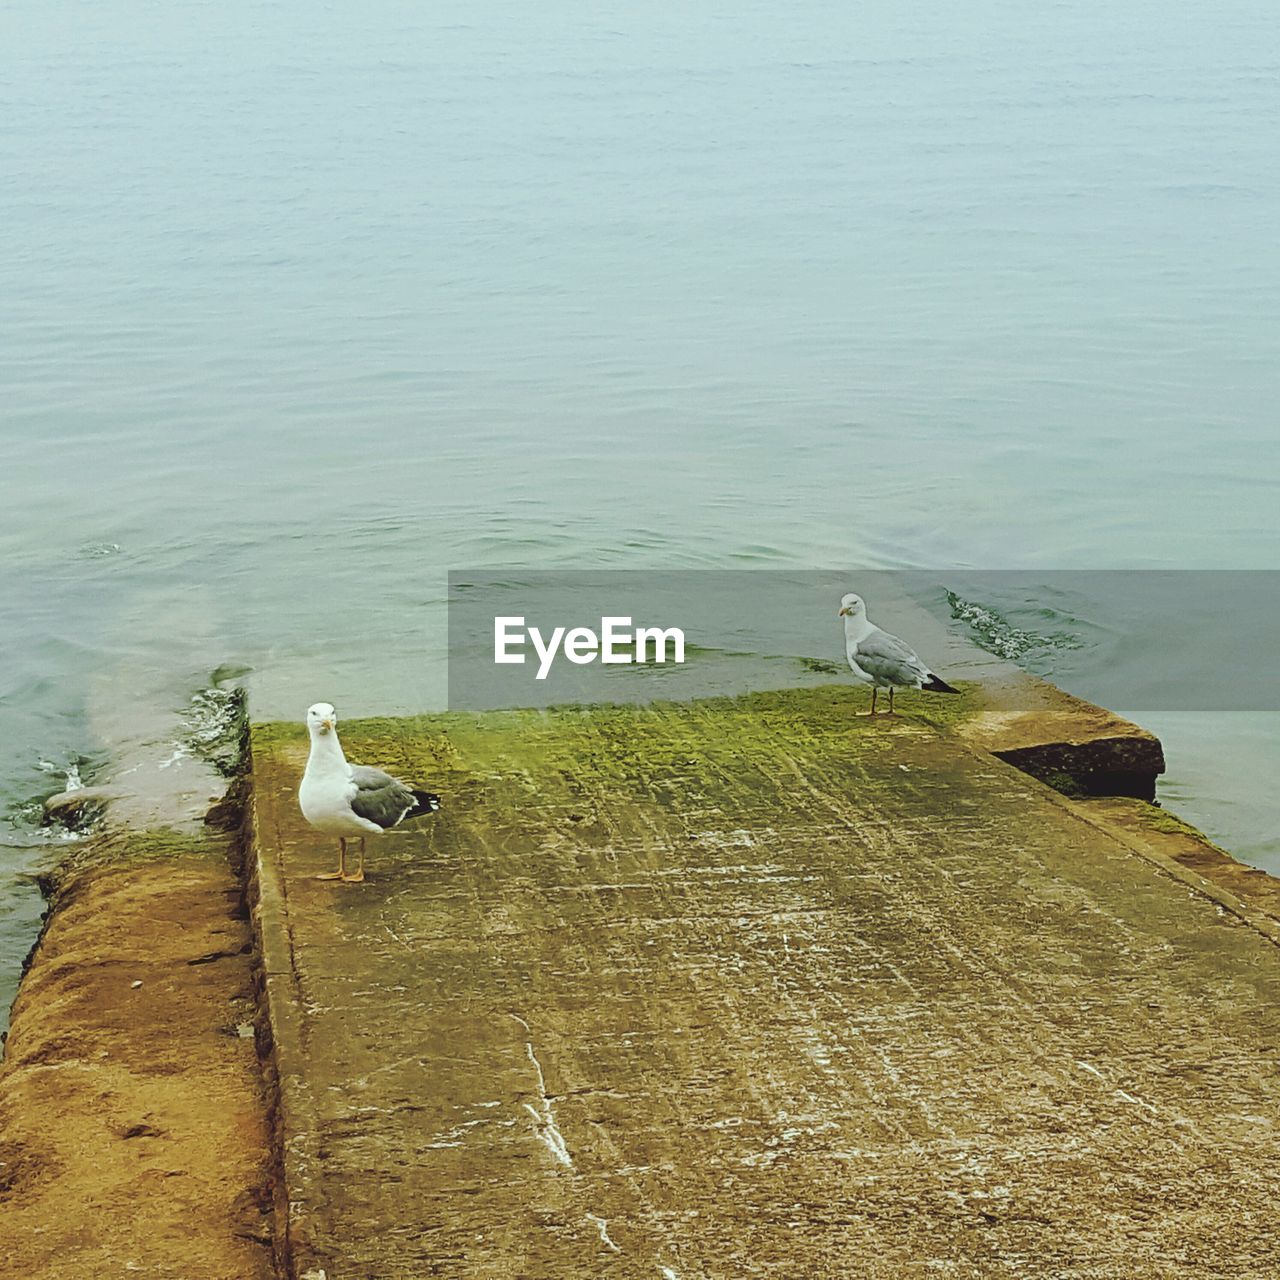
[853,626,933,687]
[348,765,420,830]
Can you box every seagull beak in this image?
[838,607,849,617]
[321,718,335,731]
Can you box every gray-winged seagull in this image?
[299,702,441,883]
[838,593,960,715]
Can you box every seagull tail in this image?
[922,674,960,694]
[408,789,442,818]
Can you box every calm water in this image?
[3,2,1279,1023]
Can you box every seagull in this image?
[298,702,441,883]
[838,593,960,715]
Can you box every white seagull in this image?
[838,593,960,715]
[298,702,441,883]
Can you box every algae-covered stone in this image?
[250,686,1280,1279]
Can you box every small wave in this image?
[6,767,94,843]
[7,796,87,843]
[36,758,84,793]
[179,684,247,777]
[945,590,1083,662]
[25,754,97,838]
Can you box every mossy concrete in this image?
[941,682,1165,800]
[0,829,276,1280]
[250,686,1280,1279]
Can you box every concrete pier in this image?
[249,687,1280,1279]
[0,674,276,1280]
[0,828,276,1280]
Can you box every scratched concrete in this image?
[249,688,1280,1279]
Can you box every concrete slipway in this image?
[248,686,1280,1280]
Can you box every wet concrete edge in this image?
[246,753,327,1280]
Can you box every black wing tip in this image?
[410,789,442,814]
[923,675,960,694]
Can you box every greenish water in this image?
[2,1,1279,1027]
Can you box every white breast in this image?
[299,771,371,835]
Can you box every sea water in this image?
[2,0,1278,1027]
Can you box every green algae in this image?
[1035,769,1088,798]
[253,683,979,752]
[250,686,995,818]
[891,682,979,730]
[249,686,979,849]
[1135,804,1235,860]
[1143,807,1207,837]
[46,828,233,883]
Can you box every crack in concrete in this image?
[511,1014,573,1168]
[586,1213,621,1253]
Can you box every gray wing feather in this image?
[348,765,417,830]
[854,627,932,686]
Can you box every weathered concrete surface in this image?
[1078,795,1280,926]
[251,687,1280,1279]
[954,682,1166,801]
[0,832,276,1280]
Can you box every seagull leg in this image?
[344,837,366,884]
[887,686,896,715]
[317,837,346,880]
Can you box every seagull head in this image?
[838,593,866,620]
[306,702,337,736]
